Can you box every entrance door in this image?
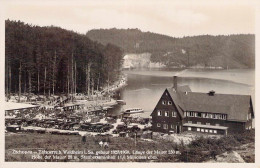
[176,125,180,133]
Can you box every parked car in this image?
[93,125,104,132]
[101,125,111,132]
[79,124,91,131]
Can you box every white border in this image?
[0,0,259,168]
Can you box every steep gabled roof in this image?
[165,85,192,118]
[177,85,191,92]
[152,84,253,122]
[150,85,191,118]
[178,92,253,122]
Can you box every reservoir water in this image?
[113,68,255,119]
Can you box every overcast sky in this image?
[3,0,256,37]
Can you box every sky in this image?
[2,0,256,37]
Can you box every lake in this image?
[112,68,255,119]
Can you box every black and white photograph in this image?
[1,0,258,165]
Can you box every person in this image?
[99,141,103,147]
[103,142,109,149]
[82,136,86,142]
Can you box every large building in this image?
[150,76,254,135]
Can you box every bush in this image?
[177,130,255,162]
[232,129,255,144]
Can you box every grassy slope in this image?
[5,133,179,162]
[5,130,255,162]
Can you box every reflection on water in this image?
[112,69,255,118]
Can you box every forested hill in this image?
[87,28,255,69]
[5,20,123,95]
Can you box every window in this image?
[209,130,213,133]
[205,129,208,133]
[212,114,216,119]
[171,124,174,129]
[157,110,162,116]
[201,129,204,132]
[219,114,226,120]
[163,124,168,129]
[165,111,169,117]
[213,130,217,134]
[162,101,166,105]
[184,112,187,117]
[218,114,222,119]
[186,112,190,117]
[195,112,198,117]
[215,124,220,126]
[188,127,191,131]
[206,123,210,125]
[157,123,161,127]
[172,111,177,117]
[197,122,201,125]
[188,121,192,124]
[168,101,172,105]
[197,128,200,132]
[197,112,202,117]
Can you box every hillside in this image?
[5,20,123,95]
[87,29,255,69]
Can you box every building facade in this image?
[151,76,254,135]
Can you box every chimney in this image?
[173,76,177,91]
[208,90,215,96]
